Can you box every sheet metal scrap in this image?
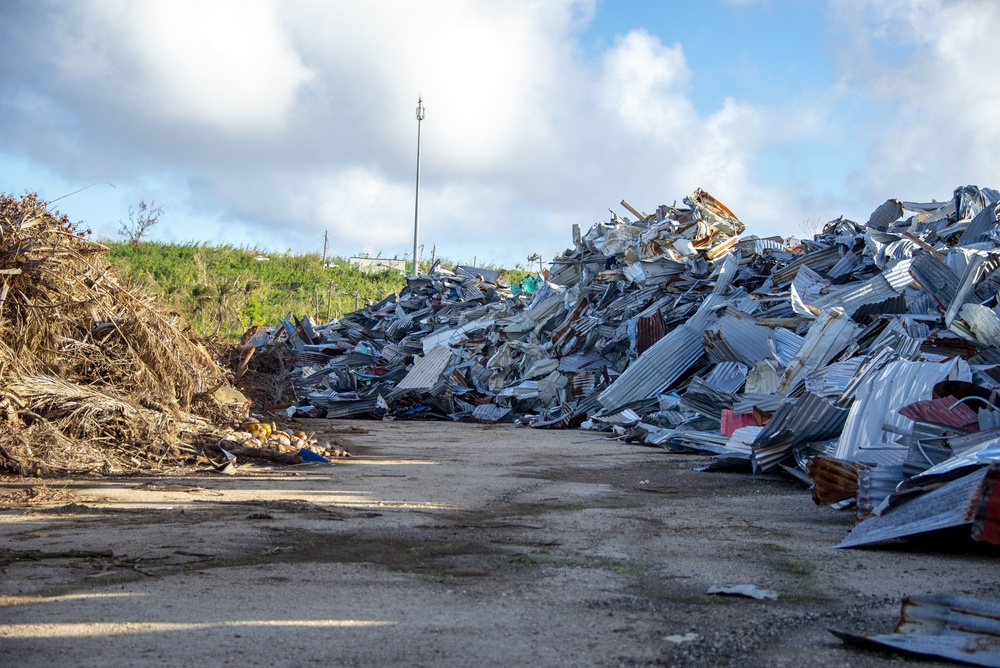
[836,464,1000,548]
[831,593,1000,667]
[253,183,1000,549]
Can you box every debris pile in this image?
[0,194,255,475]
[253,185,1000,548]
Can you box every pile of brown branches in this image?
[0,193,247,475]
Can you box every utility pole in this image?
[322,230,328,266]
[412,95,425,277]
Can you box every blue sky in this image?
[1,0,997,268]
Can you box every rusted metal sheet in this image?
[837,465,993,548]
[831,593,1000,667]
[899,396,979,430]
[634,310,667,355]
[807,456,864,506]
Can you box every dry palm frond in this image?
[0,193,246,476]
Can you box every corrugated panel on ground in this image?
[598,324,705,414]
[831,593,1000,666]
[856,464,905,520]
[807,456,863,506]
[471,403,512,423]
[837,465,992,548]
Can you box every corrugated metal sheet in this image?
[598,324,705,414]
[388,344,455,397]
[856,464,905,520]
[558,353,612,373]
[837,465,990,548]
[766,327,802,367]
[751,393,849,472]
[455,265,500,284]
[909,252,959,310]
[680,376,736,421]
[772,246,844,288]
[807,455,863,506]
[831,593,1000,667]
[471,403,512,423]
[810,259,914,316]
[702,361,749,394]
[899,396,979,429]
[959,201,1000,246]
[866,198,904,230]
[776,308,862,396]
[834,357,969,465]
[569,371,600,398]
[703,310,773,365]
[804,358,864,399]
[634,312,668,355]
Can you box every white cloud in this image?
[831,0,1000,202]
[8,0,946,265]
[55,0,313,137]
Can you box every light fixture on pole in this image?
[412,95,425,277]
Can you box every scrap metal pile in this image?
[257,185,1000,548]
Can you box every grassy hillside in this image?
[105,241,530,339]
[106,241,406,338]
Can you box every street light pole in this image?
[412,95,425,277]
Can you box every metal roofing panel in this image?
[455,265,500,284]
[389,344,455,397]
[898,396,979,429]
[471,403,512,423]
[804,358,864,398]
[703,310,773,365]
[598,324,705,414]
[702,361,749,394]
[811,259,913,316]
[866,198,904,230]
[807,456,862,506]
[751,392,849,472]
[775,308,862,395]
[836,465,989,548]
[831,593,1000,667]
[909,253,959,310]
[834,357,969,465]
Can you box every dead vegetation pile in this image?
[0,193,248,475]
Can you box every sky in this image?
[1,0,998,269]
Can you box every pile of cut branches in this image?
[0,193,247,475]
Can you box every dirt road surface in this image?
[1,421,998,667]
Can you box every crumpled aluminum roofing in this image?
[254,182,1000,554]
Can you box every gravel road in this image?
[2,420,997,666]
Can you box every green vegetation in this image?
[106,241,406,338]
[104,240,532,339]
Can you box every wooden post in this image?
[327,281,333,321]
[355,292,360,311]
